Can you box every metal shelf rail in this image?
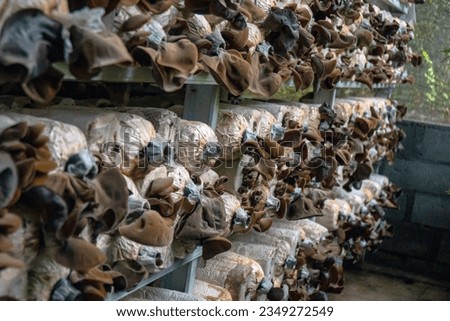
[312,81,396,106]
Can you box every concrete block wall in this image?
[366,120,450,281]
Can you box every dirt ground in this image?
[327,264,450,301]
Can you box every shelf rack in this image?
[56,63,399,127]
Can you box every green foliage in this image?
[422,49,437,103]
[392,1,450,124]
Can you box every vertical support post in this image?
[159,259,199,294]
[313,88,337,107]
[183,84,220,129]
[102,8,118,31]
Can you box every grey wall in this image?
[366,120,450,281]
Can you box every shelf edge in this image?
[106,246,202,301]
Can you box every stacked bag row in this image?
[192,96,404,300]
[0,0,422,103]
[0,103,233,300]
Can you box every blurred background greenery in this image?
[392,0,450,124]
